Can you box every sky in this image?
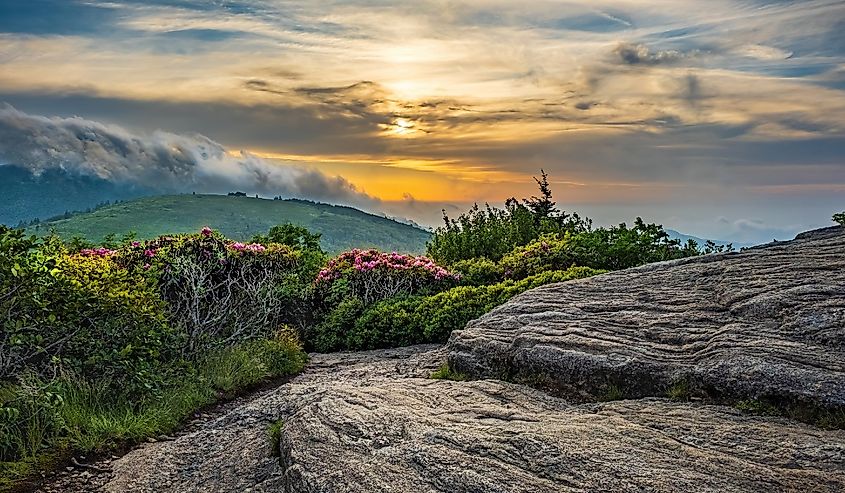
[0,0,844,243]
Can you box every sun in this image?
[382,117,418,137]
[394,118,414,132]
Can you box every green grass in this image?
[268,419,284,458]
[430,363,469,381]
[30,194,431,254]
[599,383,624,402]
[0,337,308,491]
[666,380,691,402]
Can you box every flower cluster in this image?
[521,241,551,257]
[79,247,116,257]
[316,249,459,284]
[229,242,267,253]
[201,226,214,237]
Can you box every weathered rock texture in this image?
[280,378,845,492]
[44,345,845,492]
[448,226,845,409]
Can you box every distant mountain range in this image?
[666,229,753,249]
[2,164,751,253]
[27,194,432,254]
[0,165,151,227]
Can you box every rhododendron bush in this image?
[117,231,301,352]
[0,226,312,385]
[0,229,173,388]
[0,225,312,482]
[316,249,460,304]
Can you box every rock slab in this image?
[448,227,845,408]
[44,345,845,493]
[280,376,845,492]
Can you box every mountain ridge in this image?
[28,194,432,254]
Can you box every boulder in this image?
[447,227,845,411]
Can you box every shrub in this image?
[834,212,845,227]
[311,296,365,352]
[426,171,591,265]
[415,267,603,342]
[565,218,697,270]
[499,233,574,279]
[451,257,503,285]
[314,249,459,305]
[252,223,323,253]
[347,298,421,350]
[322,266,604,351]
[0,230,175,392]
[119,231,302,354]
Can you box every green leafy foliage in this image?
[834,212,845,226]
[312,266,604,352]
[252,223,324,253]
[450,257,503,286]
[0,228,175,393]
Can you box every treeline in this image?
[15,200,124,230]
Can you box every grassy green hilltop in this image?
[30,194,431,253]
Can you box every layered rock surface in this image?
[280,376,845,492]
[51,345,845,493]
[448,226,845,409]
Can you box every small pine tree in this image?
[833,212,845,226]
[523,169,559,220]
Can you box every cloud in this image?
[613,42,694,66]
[0,104,378,208]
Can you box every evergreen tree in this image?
[523,169,559,220]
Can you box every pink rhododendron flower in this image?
[201,227,213,237]
[79,247,116,257]
[314,249,459,286]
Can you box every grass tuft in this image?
[666,380,691,402]
[599,384,624,402]
[268,419,284,458]
[430,363,468,382]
